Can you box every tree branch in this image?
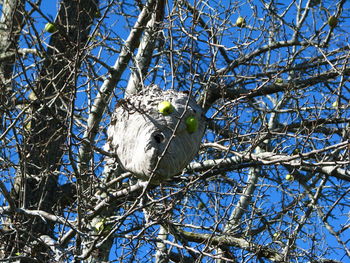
[202,48,350,111]
[78,0,158,175]
[175,227,284,262]
[125,0,165,96]
[189,141,350,181]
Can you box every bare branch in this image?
[78,0,159,174]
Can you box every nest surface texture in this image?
[105,86,206,183]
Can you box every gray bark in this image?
[1,0,99,261]
[0,0,25,130]
[77,1,167,261]
[78,0,159,176]
[125,0,165,97]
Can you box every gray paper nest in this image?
[105,85,206,183]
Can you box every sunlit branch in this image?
[78,0,158,175]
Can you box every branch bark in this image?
[125,0,165,96]
[175,227,284,262]
[188,141,350,182]
[78,0,158,175]
[0,0,25,131]
[2,0,99,260]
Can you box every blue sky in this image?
[1,0,350,261]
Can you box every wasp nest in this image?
[104,85,206,183]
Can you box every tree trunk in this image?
[1,0,98,261]
[0,0,25,130]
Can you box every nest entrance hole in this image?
[153,132,165,144]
